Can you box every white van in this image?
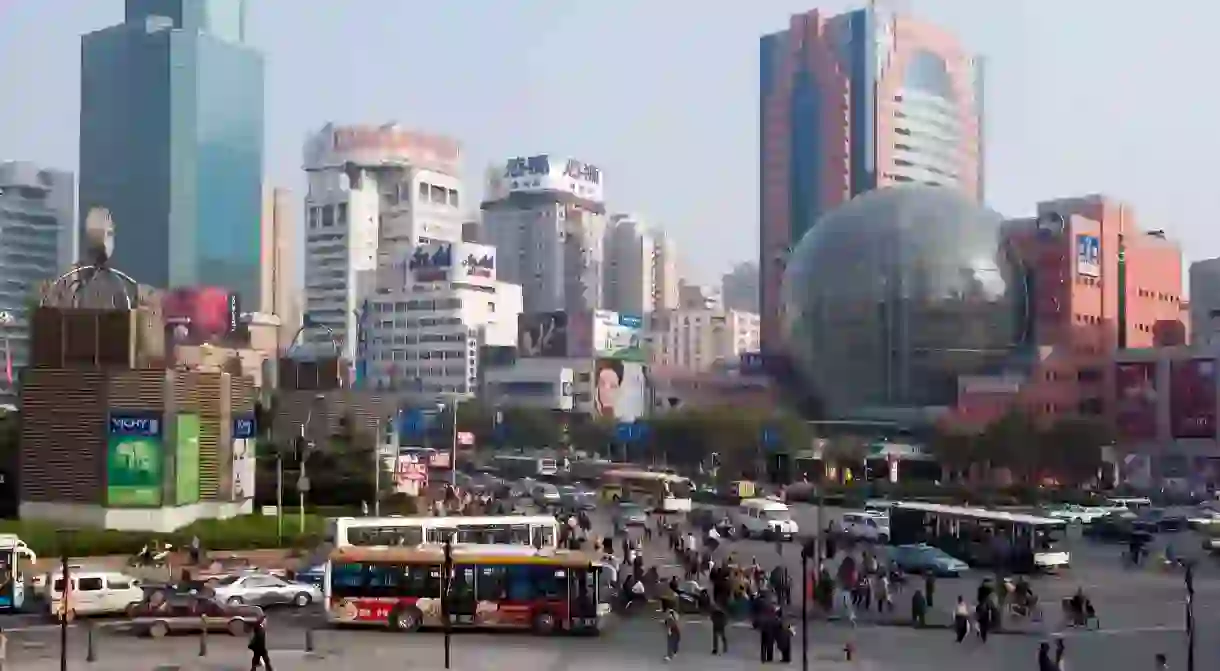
[734,497,800,540]
[1105,496,1152,511]
[49,570,144,619]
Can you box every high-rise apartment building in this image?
[759,6,984,350]
[0,162,75,407]
[721,261,759,313]
[260,187,299,350]
[650,308,761,373]
[604,214,679,316]
[482,155,608,314]
[677,280,722,310]
[1189,258,1220,346]
[79,0,264,306]
[302,123,464,360]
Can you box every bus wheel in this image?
[392,606,422,632]
[532,610,557,635]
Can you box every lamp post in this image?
[800,538,813,671]
[436,399,460,486]
[56,528,76,671]
[1185,560,1196,671]
[442,536,453,669]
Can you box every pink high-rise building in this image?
[760,7,984,352]
[948,195,1187,429]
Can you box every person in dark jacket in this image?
[710,602,729,654]
[248,616,272,671]
[775,620,794,663]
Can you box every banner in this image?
[174,414,200,505]
[107,412,164,507]
[594,358,647,422]
[232,416,256,500]
[1115,362,1158,441]
[1170,358,1217,439]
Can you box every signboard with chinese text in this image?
[486,155,604,203]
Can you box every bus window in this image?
[450,566,476,602]
[534,526,556,549]
[331,563,366,597]
[475,565,508,601]
[534,566,565,599]
[367,563,402,598]
[506,565,536,602]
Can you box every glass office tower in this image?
[79,0,264,306]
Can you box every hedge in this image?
[0,514,328,558]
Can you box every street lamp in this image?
[1185,560,1196,671]
[436,399,460,486]
[442,536,453,669]
[0,311,13,395]
[294,393,326,535]
[800,538,814,671]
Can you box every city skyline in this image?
[0,0,1214,285]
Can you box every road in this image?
[6,500,1218,670]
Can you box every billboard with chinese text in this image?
[107,412,164,507]
[1170,358,1217,439]
[1115,361,1158,441]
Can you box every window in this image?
[448,189,460,207]
[78,577,104,592]
[475,565,507,601]
[107,578,132,590]
[367,563,404,598]
[321,205,335,226]
[337,202,348,225]
[431,185,447,204]
[331,562,366,597]
[403,564,442,598]
[419,182,430,200]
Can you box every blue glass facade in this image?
[79,0,263,307]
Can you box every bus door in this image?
[445,565,477,626]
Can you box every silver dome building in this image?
[780,185,1028,418]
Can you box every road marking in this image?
[1059,625,1184,638]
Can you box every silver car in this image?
[210,572,322,609]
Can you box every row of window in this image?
[373,350,472,362]
[371,298,463,312]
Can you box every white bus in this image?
[599,469,693,513]
[330,515,561,549]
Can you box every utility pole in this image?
[1185,560,1195,671]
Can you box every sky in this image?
[0,0,1214,286]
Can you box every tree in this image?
[927,428,975,484]
[822,434,870,483]
[975,410,1041,484]
[1039,417,1109,486]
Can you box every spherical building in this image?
[780,185,1027,417]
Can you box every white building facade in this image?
[604,214,679,316]
[481,154,608,315]
[650,309,761,373]
[302,123,465,360]
[360,241,521,397]
[483,358,578,412]
[0,162,75,407]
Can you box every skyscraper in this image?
[759,6,984,351]
[301,123,464,360]
[604,214,680,316]
[260,187,299,350]
[79,0,264,307]
[0,162,75,408]
[482,155,608,314]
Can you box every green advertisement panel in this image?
[175,414,201,505]
[107,413,165,507]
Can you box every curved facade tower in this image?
[759,6,984,353]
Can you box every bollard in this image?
[198,616,207,657]
[86,622,96,663]
[304,628,314,653]
[844,641,854,661]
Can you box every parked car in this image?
[833,512,889,543]
[888,544,969,577]
[192,555,286,585]
[1046,504,1111,525]
[210,572,322,609]
[128,596,263,638]
[559,486,597,511]
[1136,508,1186,533]
[613,502,648,528]
[1187,506,1220,531]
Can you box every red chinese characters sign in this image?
[1115,361,1158,441]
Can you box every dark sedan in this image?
[1137,508,1187,533]
[1083,512,1141,541]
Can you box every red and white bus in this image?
[324,545,607,635]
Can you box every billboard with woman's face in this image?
[594,359,647,422]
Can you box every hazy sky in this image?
[0,1,1213,285]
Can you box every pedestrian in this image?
[1154,653,1168,670]
[953,596,970,643]
[911,589,926,628]
[758,607,776,663]
[924,571,936,609]
[663,607,681,661]
[975,596,991,643]
[776,620,794,664]
[710,601,729,655]
[248,615,273,671]
[1039,642,1057,671]
[189,535,201,565]
[774,531,784,556]
[1055,637,1066,670]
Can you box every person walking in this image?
[710,601,729,655]
[248,616,273,671]
[663,607,681,662]
[953,596,970,643]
